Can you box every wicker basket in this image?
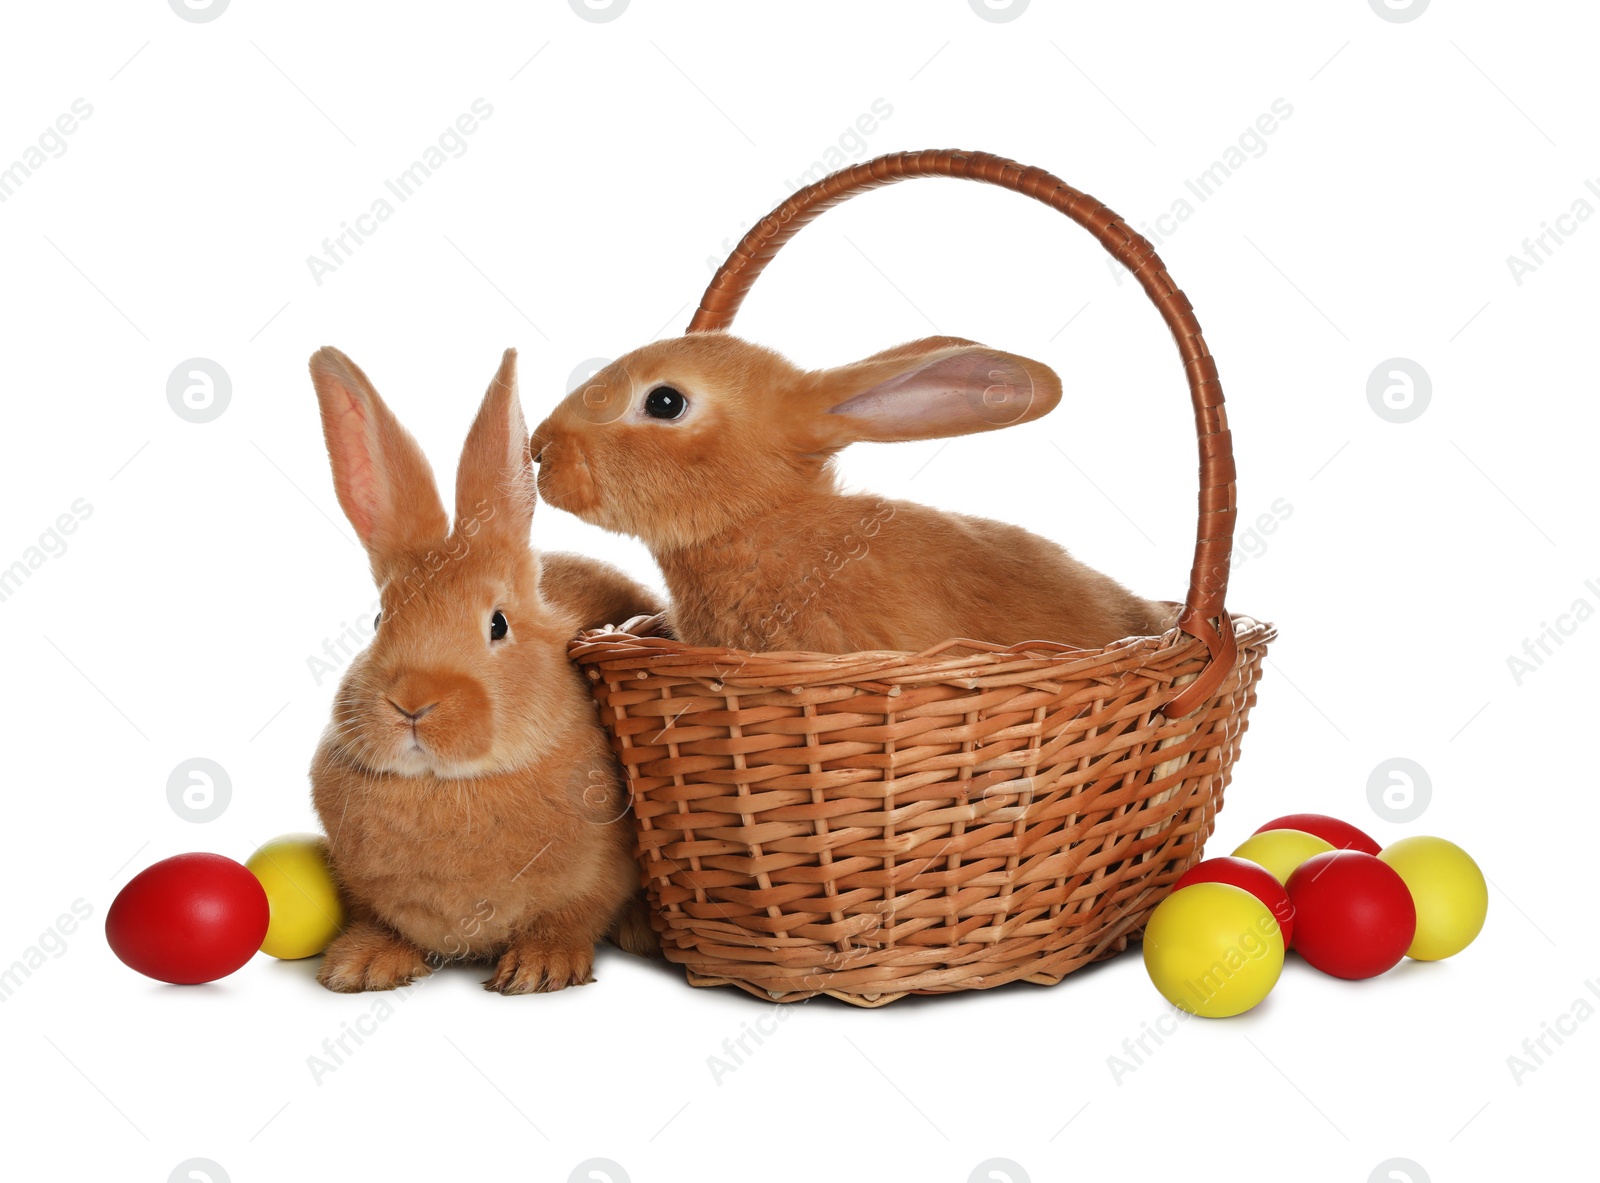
[569,149,1275,1006]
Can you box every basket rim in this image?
[569,609,1276,686]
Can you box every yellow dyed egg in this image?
[246,833,346,959]
[1379,836,1488,961]
[1231,829,1336,885]
[1143,883,1284,1018]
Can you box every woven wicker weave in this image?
[569,149,1275,1005]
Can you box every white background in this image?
[1,1,1594,1180]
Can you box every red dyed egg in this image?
[106,853,269,984]
[1175,856,1297,949]
[1255,813,1381,856]
[1286,851,1416,980]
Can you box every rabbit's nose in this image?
[388,698,438,722]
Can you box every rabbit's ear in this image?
[807,338,1062,446]
[453,349,534,545]
[309,347,449,560]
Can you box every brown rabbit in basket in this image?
[530,332,1176,653]
[307,346,660,994]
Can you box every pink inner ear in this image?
[330,388,380,542]
[829,351,1039,439]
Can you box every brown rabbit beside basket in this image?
[305,348,661,995]
[557,150,1275,1006]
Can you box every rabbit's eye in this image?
[373,612,381,630]
[490,610,509,642]
[644,386,687,421]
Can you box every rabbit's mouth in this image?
[377,732,497,781]
[385,736,437,777]
[533,440,601,519]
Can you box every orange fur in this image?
[539,551,662,632]
[531,332,1175,653]
[306,346,660,994]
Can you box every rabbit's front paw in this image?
[484,937,594,995]
[317,921,433,993]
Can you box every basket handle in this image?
[689,149,1237,717]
